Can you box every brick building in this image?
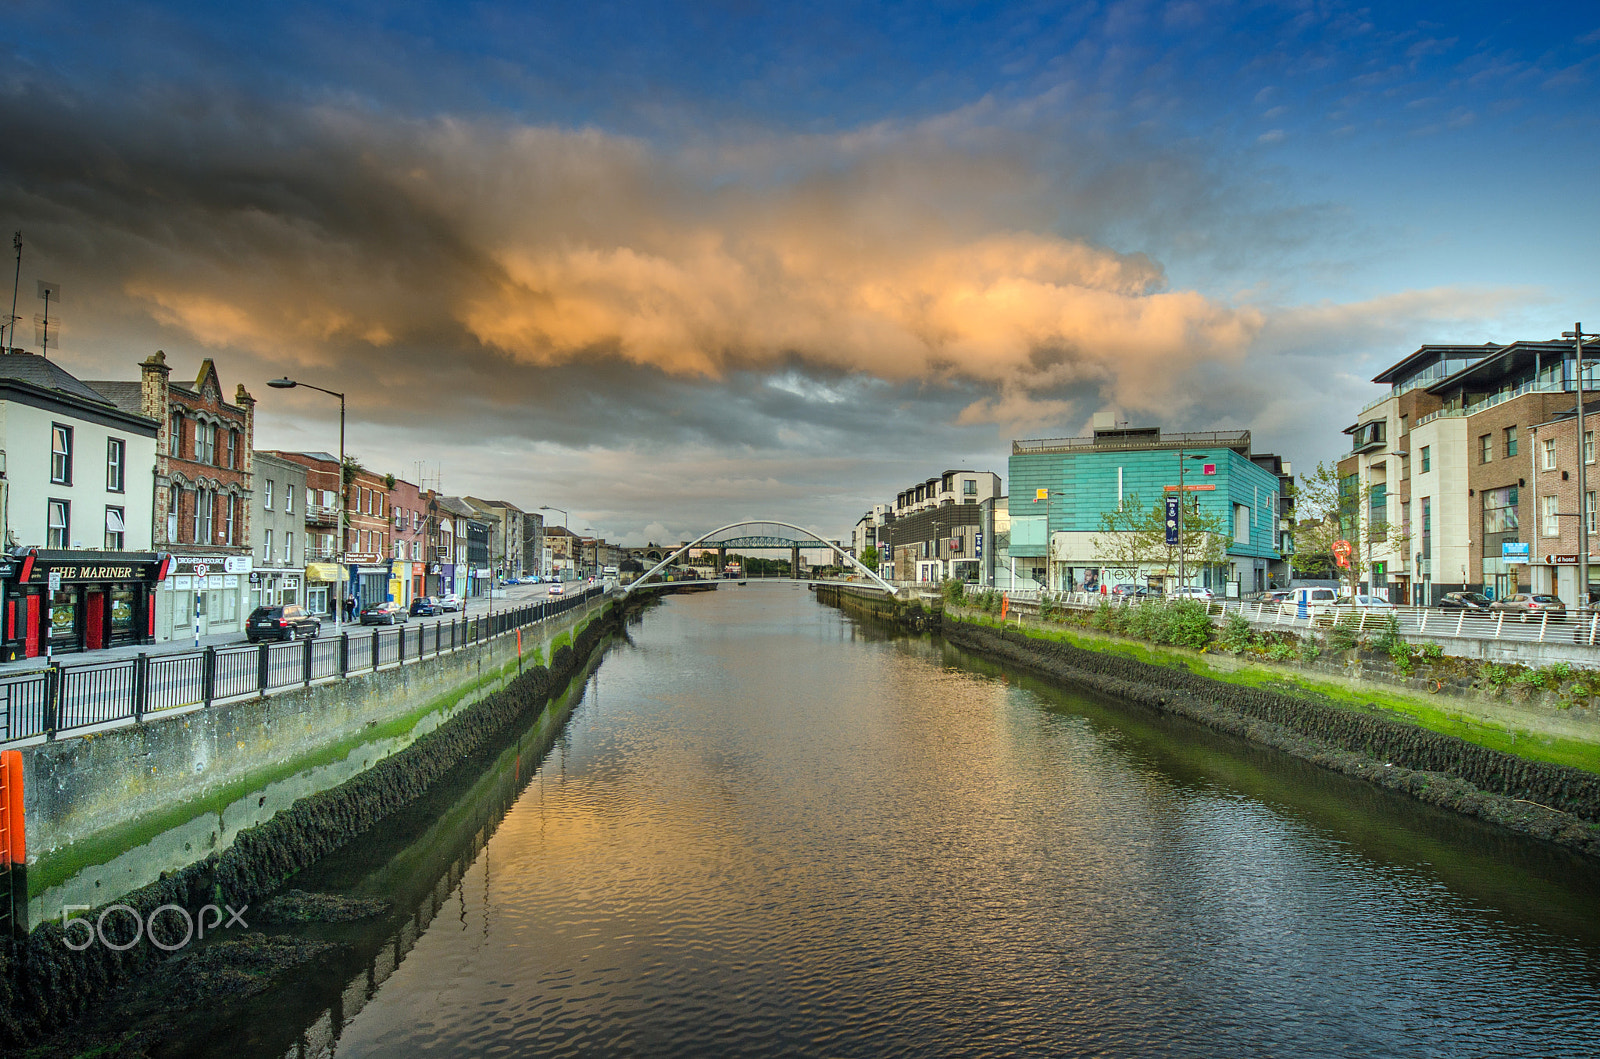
[91,352,255,641]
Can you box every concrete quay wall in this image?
[19,596,606,926]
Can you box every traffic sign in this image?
[193,563,209,579]
[48,571,61,592]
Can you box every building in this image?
[90,352,255,642]
[389,476,427,605]
[0,352,164,659]
[851,503,890,562]
[544,525,581,579]
[434,497,492,596]
[1347,339,1599,603]
[1008,417,1286,595]
[879,470,1003,583]
[262,451,343,617]
[249,452,308,610]
[521,511,545,577]
[462,497,525,580]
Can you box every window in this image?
[169,412,183,456]
[1482,485,1519,534]
[167,488,179,543]
[1420,446,1430,473]
[1479,434,1492,464]
[1233,503,1250,543]
[1590,492,1597,536]
[963,479,977,496]
[1504,426,1518,458]
[201,489,215,544]
[264,527,274,563]
[224,494,235,544]
[51,423,73,484]
[1368,484,1387,534]
[1543,438,1557,471]
[227,429,238,469]
[264,479,274,510]
[195,420,216,464]
[192,487,202,542]
[104,506,125,550]
[284,532,294,564]
[284,486,294,514]
[48,499,69,548]
[107,438,126,492]
[1420,497,1432,561]
[1543,495,1560,537]
[1588,430,1596,466]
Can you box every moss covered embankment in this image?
[0,598,632,1048]
[814,583,937,630]
[943,618,1600,859]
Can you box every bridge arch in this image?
[623,521,895,595]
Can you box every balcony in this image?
[304,547,338,562]
[306,504,340,528]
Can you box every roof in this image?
[1369,343,1499,385]
[1426,340,1580,395]
[84,379,143,413]
[434,496,480,517]
[0,353,120,407]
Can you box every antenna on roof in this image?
[4,232,18,352]
[36,280,60,358]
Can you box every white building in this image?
[1,352,163,658]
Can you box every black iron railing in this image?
[0,587,606,744]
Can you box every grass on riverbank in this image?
[953,613,1600,776]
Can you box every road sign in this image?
[48,571,61,592]
[1549,554,1580,564]
[193,563,209,579]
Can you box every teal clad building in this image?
[1008,423,1291,595]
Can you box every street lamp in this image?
[268,377,346,634]
[1564,323,1600,605]
[539,505,567,579]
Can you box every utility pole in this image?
[1565,323,1600,606]
[6,232,19,352]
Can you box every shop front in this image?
[3,550,170,660]
[252,569,304,609]
[351,563,392,610]
[305,562,342,618]
[154,555,253,643]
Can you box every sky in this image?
[2,0,1596,546]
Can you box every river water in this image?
[186,587,1600,1057]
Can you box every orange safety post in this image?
[1000,593,1009,620]
[0,749,22,866]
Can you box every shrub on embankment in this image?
[0,601,625,1047]
[943,619,1600,858]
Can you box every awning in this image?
[305,563,343,581]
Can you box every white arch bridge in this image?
[623,521,895,596]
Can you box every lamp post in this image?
[1564,323,1600,606]
[539,505,568,580]
[268,377,345,635]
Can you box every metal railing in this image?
[994,591,1600,650]
[0,587,606,745]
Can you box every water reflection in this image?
[180,587,1600,1058]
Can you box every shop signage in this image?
[1163,483,1217,491]
[1547,554,1581,565]
[28,557,167,584]
[224,556,253,574]
[1502,542,1530,561]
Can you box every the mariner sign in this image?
[28,557,166,583]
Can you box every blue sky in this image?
[3,1,1596,543]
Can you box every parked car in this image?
[360,601,409,625]
[521,575,542,584]
[1350,594,1395,609]
[548,582,565,596]
[1438,591,1492,610]
[409,596,441,616]
[436,594,464,612]
[1280,586,1338,616]
[246,604,321,643]
[1489,594,1566,618]
[1170,586,1212,601]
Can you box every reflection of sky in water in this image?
[287,588,1600,1058]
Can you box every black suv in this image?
[247,604,322,643]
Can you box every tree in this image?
[1091,492,1228,590]
[859,545,879,572]
[1291,460,1410,596]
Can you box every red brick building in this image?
[91,351,255,640]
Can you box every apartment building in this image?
[1346,340,1589,603]
[880,470,1002,583]
[250,451,308,610]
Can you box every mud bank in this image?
[0,597,632,1048]
[943,619,1600,859]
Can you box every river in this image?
[169,586,1600,1057]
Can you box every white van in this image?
[1280,586,1338,617]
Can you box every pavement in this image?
[5,580,603,676]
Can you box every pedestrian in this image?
[344,596,356,621]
